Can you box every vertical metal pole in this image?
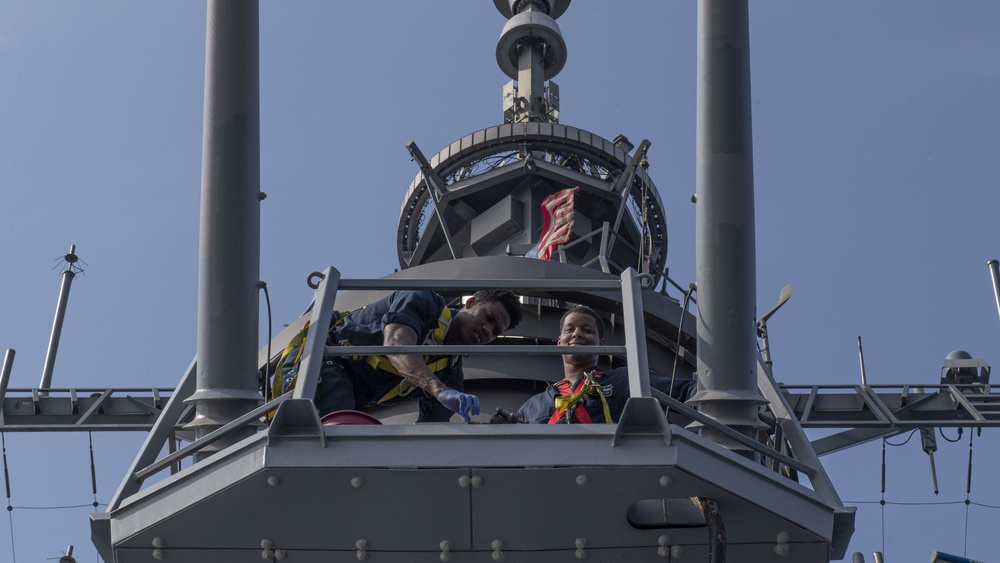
[0,349,14,422]
[988,259,1000,327]
[40,245,80,393]
[619,269,651,398]
[185,0,262,456]
[517,27,545,122]
[691,0,765,456]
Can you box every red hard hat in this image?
[320,410,382,426]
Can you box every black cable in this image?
[1,433,10,508]
[88,432,99,509]
[698,497,726,563]
[260,281,273,399]
[883,429,917,447]
[2,433,14,563]
[668,283,696,399]
[880,438,886,555]
[964,430,974,557]
[939,427,963,443]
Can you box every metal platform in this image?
[92,398,848,563]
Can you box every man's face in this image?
[450,298,512,345]
[558,311,603,363]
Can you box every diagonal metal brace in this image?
[606,139,651,258]
[406,140,457,259]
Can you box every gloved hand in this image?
[436,389,481,422]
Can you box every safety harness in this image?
[272,306,454,404]
[547,369,613,424]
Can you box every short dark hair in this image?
[471,290,522,331]
[560,304,604,340]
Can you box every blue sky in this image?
[1,1,999,561]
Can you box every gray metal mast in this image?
[39,245,82,393]
[185,0,262,453]
[691,0,765,455]
[495,0,568,123]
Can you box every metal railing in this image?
[109,266,821,510]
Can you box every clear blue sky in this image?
[1,2,998,561]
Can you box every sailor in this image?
[278,289,522,422]
[514,304,695,424]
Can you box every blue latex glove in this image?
[436,389,481,422]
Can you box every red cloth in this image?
[534,187,579,261]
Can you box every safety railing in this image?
[110,266,818,510]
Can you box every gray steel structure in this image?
[16,0,1000,561]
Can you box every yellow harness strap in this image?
[552,371,613,423]
[271,312,350,401]
[352,306,454,404]
[274,305,454,406]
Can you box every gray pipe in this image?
[690,0,765,456]
[0,349,14,420]
[988,259,1000,327]
[40,245,80,393]
[185,0,262,454]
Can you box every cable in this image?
[88,432,99,509]
[260,281,273,400]
[2,433,14,563]
[883,429,917,447]
[668,283,696,400]
[964,430,975,557]
[880,438,886,555]
[939,427,963,443]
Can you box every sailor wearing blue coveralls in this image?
[515,304,695,424]
[282,289,522,422]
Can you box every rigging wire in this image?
[668,283,696,402]
[2,432,15,563]
[260,281,273,400]
[88,432,99,509]
[880,438,886,556]
[883,429,918,447]
[963,429,977,558]
[939,427,963,443]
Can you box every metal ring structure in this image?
[397,122,668,285]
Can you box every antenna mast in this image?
[39,245,83,393]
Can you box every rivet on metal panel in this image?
[458,475,472,488]
[575,537,587,559]
[491,539,505,561]
[659,475,672,488]
[575,474,588,486]
[657,534,671,558]
[261,549,273,560]
[267,476,280,487]
[152,548,165,561]
[775,531,791,556]
[670,545,684,558]
[440,540,453,561]
[152,537,165,548]
[351,477,365,488]
[260,539,274,550]
[274,549,286,561]
[471,475,484,488]
[356,539,369,561]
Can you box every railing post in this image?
[620,268,651,398]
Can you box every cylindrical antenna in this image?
[857,336,868,386]
[39,245,82,394]
[0,349,14,420]
[185,0,263,457]
[690,0,766,457]
[988,259,1000,327]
